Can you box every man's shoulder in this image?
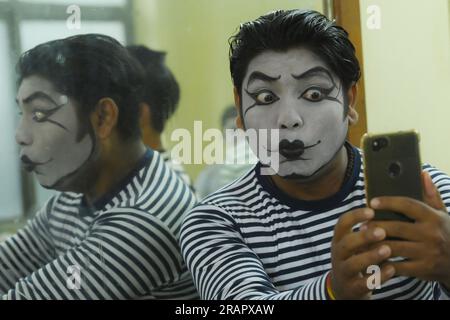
[40,192,81,215]
[422,163,450,187]
[95,205,173,225]
[112,187,196,225]
[422,163,449,175]
[91,204,185,241]
[159,151,193,186]
[189,167,260,216]
[134,151,196,203]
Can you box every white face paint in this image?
[241,47,349,178]
[15,75,94,189]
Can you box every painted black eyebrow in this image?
[291,66,337,88]
[17,91,60,107]
[246,71,281,88]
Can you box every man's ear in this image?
[233,87,244,130]
[347,84,359,126]
[90,98,119,140]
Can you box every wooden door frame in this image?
[333,0,368,147]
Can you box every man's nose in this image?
[277,104,304,129]
[15,118,33,146]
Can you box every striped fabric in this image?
[0,149,198,299]
[180,143,450,300]
[159,150,192,190]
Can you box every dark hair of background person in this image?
[229,9,361,115]
[17,33,144,141]
[127,45,180,133]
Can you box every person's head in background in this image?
[127,45,180,152]
[15,34,145,195]
[229,9,360,180]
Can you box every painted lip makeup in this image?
[20,155,51,172]
[278,139,321,160]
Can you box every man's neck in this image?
[142,127,164,152]
[270,145,349,201]
[84,141,147,206]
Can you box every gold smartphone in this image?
[361,130,423,222]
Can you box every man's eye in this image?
[302,88,325,102]
[32,110,47,122]
[248,90,279,105]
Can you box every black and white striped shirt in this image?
[0,149,198,299]
[180,144,450,300]
[159,150,192,190]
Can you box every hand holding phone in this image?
[361,130,423,222]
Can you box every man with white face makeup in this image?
[0,34,198,299]
[17,77,95,190]
[180,10,450,300]
[242,47,349,179]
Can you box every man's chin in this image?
[33,174,54,190]
[37,178,67,192]
[276,161,314,177]
[276,162,327,182]
[278,171,318,182]
[35,173,78,192]
[38,183,54,190]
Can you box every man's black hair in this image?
[229,9,361,114]
[127,45,180,133]
[17,33,144,141]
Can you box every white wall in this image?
[0,21,23,221]
[360,0,450,173]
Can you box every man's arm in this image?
[427,165,450,298]
[1,209,186,299]
[180,206,327,299]
[0,197,56,294]
[180,205,392,300]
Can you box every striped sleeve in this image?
[2,209,186,300]
[0,197,56,294]
[180,205,329,300]
[424,164,450,300]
